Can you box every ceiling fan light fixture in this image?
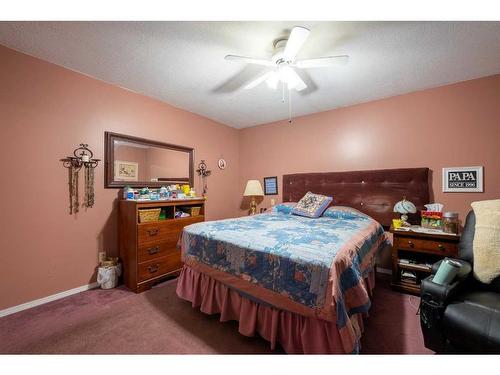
[278,66,306,91]
[265,72,279,89]
[277,65,289,82]
[278,66,295,83]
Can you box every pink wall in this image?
[238,75,500,266]
[0,45,240,310]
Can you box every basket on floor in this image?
[138,208,161,223]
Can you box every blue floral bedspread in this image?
[181,208,387,311]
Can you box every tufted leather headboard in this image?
[282,168,430,228]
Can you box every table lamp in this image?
[244,180,264,215]
[393,196,417,226]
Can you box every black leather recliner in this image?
[420,211,500,353]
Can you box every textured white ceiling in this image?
[0,21,499,128]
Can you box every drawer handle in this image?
[147,264,159,273]
[147,228,159,236]
[408,240,414,247]
[438,244,445,251]
[147,246,160,255]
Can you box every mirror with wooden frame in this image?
[104,132,194,188]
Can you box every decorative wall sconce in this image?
[196,160,211,196]
[61,144,100,214]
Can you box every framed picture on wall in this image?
[442,166,483,192]
[263,176,278,195]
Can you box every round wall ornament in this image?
[218,158,227,170]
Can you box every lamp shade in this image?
[243,180,264,196]
[393,198,417,214]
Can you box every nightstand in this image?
[390,226,460,294]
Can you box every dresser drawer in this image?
[137,217,203,245]
[138,221,173,244]
[397,237,458,256]
[137,254,182,282]
[138,242,178,263]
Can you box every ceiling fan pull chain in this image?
[288,87,293,124]
[282,82,285,103]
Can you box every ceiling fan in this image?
[225,26,349,92]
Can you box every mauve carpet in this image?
[0,274,431,354]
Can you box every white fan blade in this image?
[244,71,274,89]
[283,67,307,91]
[295,55,349,68]
[225,55,274,67]
[283,26,310,62]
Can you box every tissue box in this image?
[421,211,443,229]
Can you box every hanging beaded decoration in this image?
[84,163,95,208]
[61,144,100,214]
[69,164,80,214]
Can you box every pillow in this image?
[323,206,369,220]
[273,202,297,215]
[291,192,333,218]
[471,199,500,284]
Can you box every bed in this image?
[176,168,430,353]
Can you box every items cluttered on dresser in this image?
[123,184,196,201]
[61,143,100,214]
[122,184,203,223]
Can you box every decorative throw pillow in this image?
[471,199,500,284]
[292,192,333,218]
[273,202,297,215]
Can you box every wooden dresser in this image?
[390,226,460,294]
[119,198,205,293]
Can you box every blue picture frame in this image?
[263,176,278,195]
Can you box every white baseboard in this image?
[376,267,392,275]
[0,282,99,318]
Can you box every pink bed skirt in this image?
[176,265,374,354]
